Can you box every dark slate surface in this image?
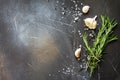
[0,0,120,80]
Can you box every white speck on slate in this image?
[49,74,51,76]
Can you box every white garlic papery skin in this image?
[75,48,81,60]
[82,5,90,14]
[84,16,97,29]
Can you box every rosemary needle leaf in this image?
[83,15,118,77]
[83,33,92,53]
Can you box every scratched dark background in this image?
[0,0,120,80]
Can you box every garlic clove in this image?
[84,16,97,29]
[75,48,81,60]
[82,5,90,14]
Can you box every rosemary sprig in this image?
[83,15,118,77]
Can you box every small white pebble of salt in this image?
[73,20,76,23]
[80,64,83,68]
[81,3,83,5]
[49,74,51,76]
[73,0,76,3]
[62,11,65,15]
[62,3,64,5]
[78,30,80,33]
[74,17,79,21]
[80,35,82,37]
[89,33,93,37]
[58,70,61,72]
[84,28,89,30]
[61,16,64,19]
[75,4,78,7]
[78,13,82,16]
[56,1,59,3]
[79,33,82,36]
[79,45,82,48]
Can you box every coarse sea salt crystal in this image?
[89,33,93,37]
[74,17,79,21]
[56,0,59,3]
[62,11,65,15]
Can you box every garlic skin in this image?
[75,48,81,60]
[84,16,97,29]
[82,5,90,14]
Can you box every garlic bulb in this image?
[82,5,90,14]
[75,48,81,60]
[84,16,97,29]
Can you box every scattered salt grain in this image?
[75,4,78,7]
[62,3,65,5]
[62,11,65,15]
[80,64,83,68]
[58,70,61,72]
[61,16,64,19]
[78,30,80,33]
[49,74,51,76]
[81,3,83,5]
[89,33,93,37]
[79,44,82,48]
[74,17,79,21]
[56,0,59,3]
[84,28,89,31]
